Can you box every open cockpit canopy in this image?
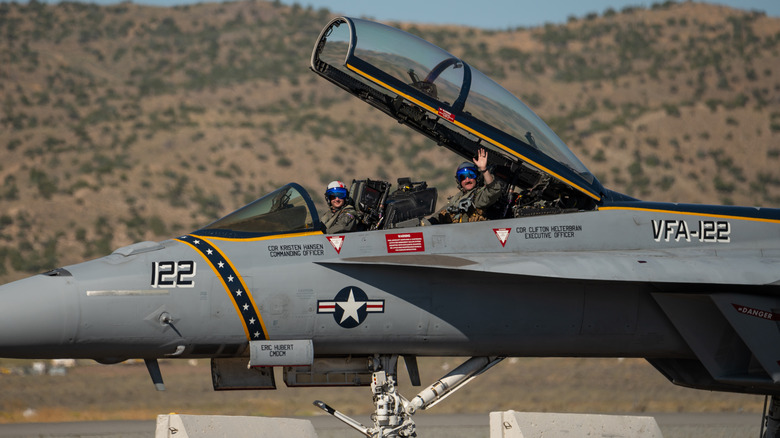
[311,17,606,208]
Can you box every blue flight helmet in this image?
[455,162,479,185]
[325,180,349,205]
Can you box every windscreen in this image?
[197,183,318,237]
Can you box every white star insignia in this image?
[227,275,234,282]
[243,304,249,311]
[206,249,213,255]
[338,289,366,324]
[235,289,242,297]
[218,261,225,268]
[193,240,200,245]
[254,331,261,338]
[249,318,256,325]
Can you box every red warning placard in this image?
[385,232,425,253]
[437,108,455,122]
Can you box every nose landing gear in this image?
[314,355,503,437]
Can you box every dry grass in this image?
[0,357,764,424]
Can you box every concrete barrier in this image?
[490,410,664,438]
[154,411,663,437]
[155,414,318,438]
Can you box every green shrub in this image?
[29,168,57,199]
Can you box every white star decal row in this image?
[175,234,267,341]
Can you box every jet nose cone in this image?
[0,271,79,358]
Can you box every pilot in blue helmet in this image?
[431,148,502,223]
[322,180,358,234]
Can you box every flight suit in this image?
[323,204,358,234]
[434,179,502,223]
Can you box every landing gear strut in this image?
[763,395,780,438]
[314,355,503,437]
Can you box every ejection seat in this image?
[349,178,437,230]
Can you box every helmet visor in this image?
[326,187,349,200]
[456,167,478,182]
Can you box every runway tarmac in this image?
[0,412,763,438]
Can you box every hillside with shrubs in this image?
[0,0,778,281]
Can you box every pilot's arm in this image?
[472,148,501,209]
[473,148,494,186]
[473,178,502,209]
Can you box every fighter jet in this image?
[2,16,780,438]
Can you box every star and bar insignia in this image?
[317,286,384,328]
